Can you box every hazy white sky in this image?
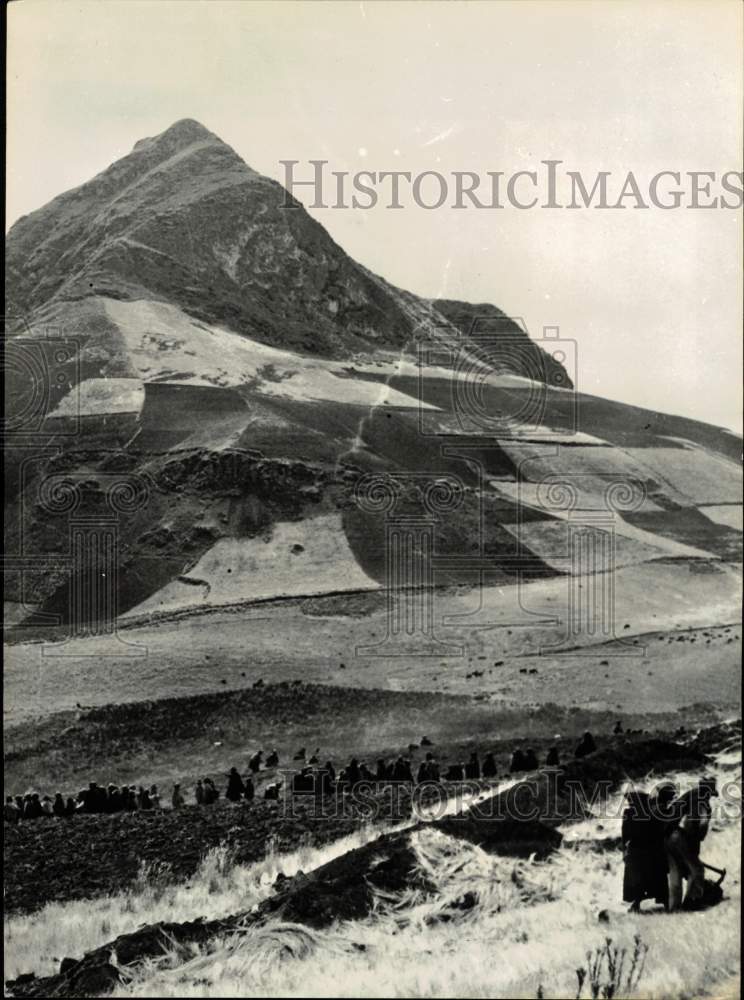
[7,0,743,431]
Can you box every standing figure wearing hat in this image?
[666,776,719,911]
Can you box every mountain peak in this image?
[132,118,223,154]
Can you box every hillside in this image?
[3,118,741,637]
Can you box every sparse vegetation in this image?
[574,935,648,999]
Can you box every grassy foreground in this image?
[5,750,740,999]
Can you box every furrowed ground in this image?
[4,723,740,999]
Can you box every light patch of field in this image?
[431,413,606,443]
[625,447,743,505]
[347,357,568,394]
[124,514,381,618]
[496,443,671,508]
[49,377,145,417]
[501,520,672,573]
[496,483,717,561]
[700,505,743,533]
[101,298,436,409]
[256,367,438,409]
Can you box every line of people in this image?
[4,782,170,823]
[5,730,606,825]
[509,731,598,773]
[4,769,281,823]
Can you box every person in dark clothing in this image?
[667,777,718,911]
[359,761,375,782]
[509,749,526,773]
[25,794,44,820]
[244,775,255,801]
[346,758,362,789]
[416,753,437,783]
[65,796,77,816]
[574,732,597,758]
[317,761,335,795]
[4,797,20,824]
[226,767,246,802]
[139,787,153,810]
[53,792,67,817]
[15,795,25,816]
[545,746,560,767]
[264,781,282,800]
[265,749,279,768]
[613,721,624,735]
[392,756,413,783]
[523,748,539,770]
[107,785,123,812]
[249,751,263,773]
[465,752,481,780]
[376,759,390,782]
[78,783,95,813]
[81,782,106,814]
[445,762,465,781]
[203,778,219,804]
[94,783,108,812]
[482,753,497,778]
[293,766,315,794]
[622,783,676,912]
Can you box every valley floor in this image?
[4,564,741,999]
[4,560,742,727]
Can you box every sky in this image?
[6,0,743,432]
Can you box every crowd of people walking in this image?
[5,722,723,916]
[3,730,605,824]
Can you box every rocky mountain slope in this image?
[4,119,741,632]
[6,118,566,367]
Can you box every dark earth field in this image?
[4,667,737,916]
[5,719,737,1000]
